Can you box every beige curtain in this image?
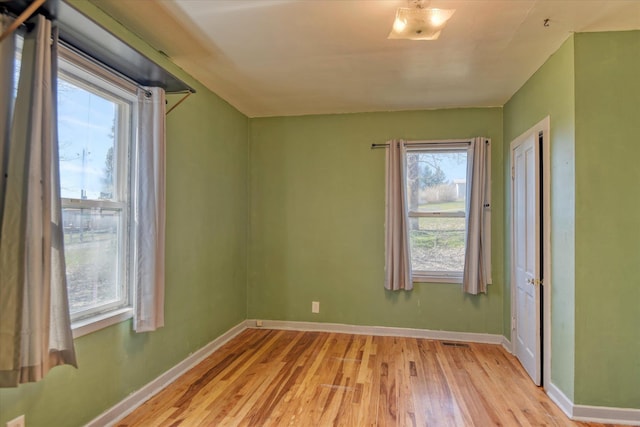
[384,140,413,291]
[132,87,166,332]
[0,13,15,218]
[0,16,77,387]
[463,137,492,294]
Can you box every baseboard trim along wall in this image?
[547,382,575,419]
[500,336,513,354]
[85,320,250,427]
[86,319,639,427]
[250,319,505,345]
[547,381,640,426]
[572,404,640,426]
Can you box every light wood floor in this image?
[118,329,628,427]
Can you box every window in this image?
[57,47,138,323]
[405,143,469,283]
[6,15,165,340]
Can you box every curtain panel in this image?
[384,139,413,291]
[0,14,15,216]
[0,15,77,387]
[133,87,166,333]
[463,137,492,294]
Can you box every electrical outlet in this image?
[6,415,25,427]
[312,301,320,313]
[256,320,263,327]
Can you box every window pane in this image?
[58,78,118,201]
[409,216,465,272]
[63,208,123,314]
[406,151,467,213]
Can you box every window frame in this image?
[57,44,139,328]
[404,140,472,284]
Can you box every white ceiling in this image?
[90,0,640,118]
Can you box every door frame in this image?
[510,116,551,388]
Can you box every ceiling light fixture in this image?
[388,0,455,41]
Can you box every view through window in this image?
[405,148,468,281]
[57,51,136,321]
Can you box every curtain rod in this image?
[0,0,46,43]
[371,139,476,149]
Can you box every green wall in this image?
[248,109,505,334]
[0,3,249,427]
[503,37,576,399]
[574,31,640,408]
[504,31,640,409]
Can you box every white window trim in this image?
[404,139,472,284]
[58,44,138,330]
[72,308,133,339]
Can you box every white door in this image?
[512,132,541,385]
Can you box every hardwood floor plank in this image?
[118,329,633,427]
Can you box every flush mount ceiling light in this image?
[388,0,455,40]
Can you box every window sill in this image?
[413,273,463,284]
[72,308,133,339]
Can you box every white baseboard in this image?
[547,381,574,419]
[500,336,513,354]
[85,320,251,427]
[573,404,640,426]
[248,319,504,345]
[546,381,640,425]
